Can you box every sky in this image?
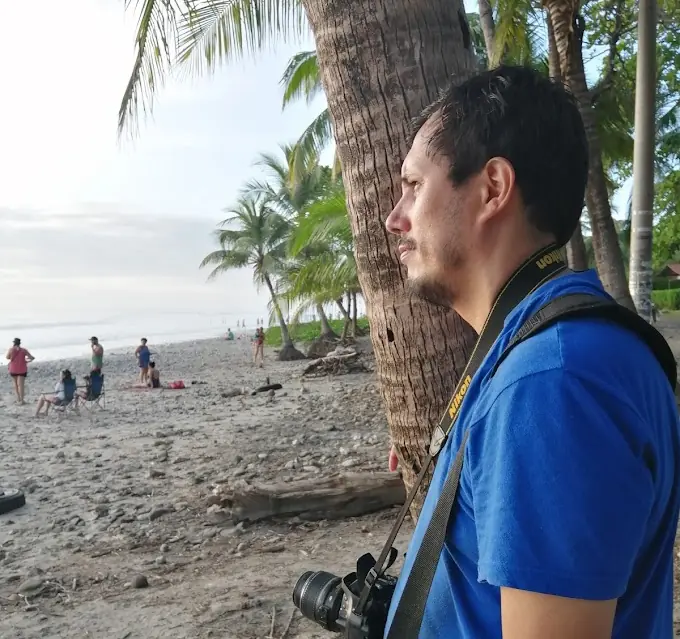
[0,0,625,345]
[0,0,323,333]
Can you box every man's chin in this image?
[407,276,452,309]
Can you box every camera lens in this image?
[293,570,344,630]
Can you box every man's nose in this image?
[385,202,409,235]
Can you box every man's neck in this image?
[452,240,557,334]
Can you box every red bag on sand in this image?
[169,380,185,389]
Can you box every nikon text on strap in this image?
[386,293,677,638]
[350,244,569,629]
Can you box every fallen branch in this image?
[268,605,276,638]
[226,472,405,524]
[301,351,369,377]
[280,608,296,639]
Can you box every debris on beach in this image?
[301,346,371,377]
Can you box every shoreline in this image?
[1,328,258,366]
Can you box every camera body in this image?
[292,553,397,639]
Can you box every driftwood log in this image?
[301,351,370,377]
[227,472,405,523]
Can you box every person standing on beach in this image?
[253,327,265,367]
[135,338,151,385]
[5,338,34,404]
[90,336,104,373]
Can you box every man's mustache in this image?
[399,238,417,251]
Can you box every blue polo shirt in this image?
[385,270,680,638]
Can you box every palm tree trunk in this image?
[477,0,496,64]
[628,0,657,321]
[317,303,337,337]
[546,12,588,272]
[544,6,634,308]
[264,274,305,360]
[546,13,561,80]
[337,297,351,339]
[565,219,589,271]
[302,0,478,515]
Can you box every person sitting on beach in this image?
[135,338,151,384]
[75,370,104,405]
[6,338,35,405]
[149,361,161,388]
[226,328,234,341]
[90,336,104,372]
[35,370,75,417]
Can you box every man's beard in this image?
[408,276,453,308]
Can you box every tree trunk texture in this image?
[302,0,478,516]
[565,219,589,270]
[544,5,634,308]
[477,0,497,64]
[317,303,337,337]
[545,13,588,271]
[547,10,603,274]
[228,472,406,523]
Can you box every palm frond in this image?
[291,109,333,173]
[118,0,184,137]
[492,0,544,67]
[280,50,323,109]
[176,0,309,78]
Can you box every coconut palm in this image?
[287,183,362,337]
[247,145,340,337]
[199,190,305,360]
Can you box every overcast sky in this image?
[0,0,322,329]
[0,0,623,336]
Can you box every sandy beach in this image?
[2,322,680,638]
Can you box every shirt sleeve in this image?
[469,368,655,600]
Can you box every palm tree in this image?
[120,0,482,511]
[248,145,339,338]
[541,4,634,308]
[199,190,305,360]
[288,183,363,337]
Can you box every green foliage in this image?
[652,289,680,310]
[653,278,680,290]
[264,317,370,346]
[652,171,680,270]
[199,191,290,287]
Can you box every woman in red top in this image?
[6,338,35,405]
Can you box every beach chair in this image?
[52,378,78,421]
[80,372,105,411]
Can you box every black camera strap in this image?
[385,294,677,638]
[353,244,568,622]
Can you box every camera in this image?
[292,551,398,639]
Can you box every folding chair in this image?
[80,372,105,411]
[52,378,78,422]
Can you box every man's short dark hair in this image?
[413,65,588,246]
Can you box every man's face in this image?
[385,119,475,307]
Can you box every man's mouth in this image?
[398,243,414,262]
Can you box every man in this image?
[384,66,679,638]
[90,336,104,373]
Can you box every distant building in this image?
[656,264,680,280]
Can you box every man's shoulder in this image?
[497,272,656,377]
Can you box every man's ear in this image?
[477,157,516,225]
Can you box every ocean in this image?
[0,311,261,363]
